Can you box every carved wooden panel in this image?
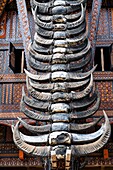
[0,0,8,18]
[96,81,113,109]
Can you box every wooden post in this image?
[103,149,109,159]
[19,150,24,160]
[21,51,24,73]
[101,48,104,71]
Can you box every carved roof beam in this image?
[16,0,32,69]
[89,0,102,65]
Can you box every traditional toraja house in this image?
[0,0,113,170]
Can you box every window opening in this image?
[9,42,27,73]
[94,46,111,71]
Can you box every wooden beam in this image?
[16,0,32,70]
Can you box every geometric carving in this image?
[1,84,13,104]
[96,81,113,110]
[16,0,32,68]
[13,83,23,104]
[1,83,23,105]
[0,0,8,18]
[0,12,7,39]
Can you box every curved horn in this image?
[29,57,51,72]
[67,4,85,29]
[28,43,52,62]
[35,17,53,29]
[20,132,48,144]
[34,33,53,45]
[67,31,87,45]
[51,67,96,82]
[22,88,49,111]
[70,93,100,119]
[19,124,104,144]
[18,117,51,133]
[34,24,53,38]
[13,121,50,156]
[20,94,100,121]
[28,77,89,92]
[66,40,91,62]
[18,117,100,134]
[67,22,86,36]
[25,66,96,82]
[69,56,91,71]
[72,124,104,143]
[32,41,51,54]
[27,74,92,101]
[69,73,93,99]
[29,35,90,62]
[20,101,51,121]
[32,0,85,7]
[71,111,111,156]
[37,9,81,22]
[26,76,51,101]
[37,4,81,15]
[72,92,97,109]
[29,56,91,72]
[67,40,87,52]
[24,69,50,81]
[34,21,86,39]
[70,116,103,131]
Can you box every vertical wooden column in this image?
[89,0,102,66]
[16,0,32,70]
[101,48,104,71]
[19,150,24,160]
[21,51,25,73]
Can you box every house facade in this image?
[0,0,113,169]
